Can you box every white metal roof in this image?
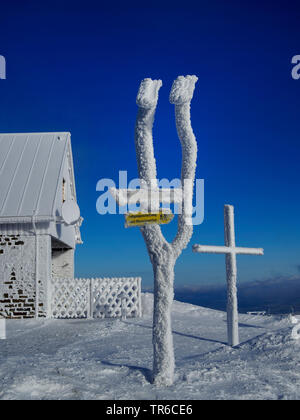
[0,132,74,222]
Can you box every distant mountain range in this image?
[173,276,300,314]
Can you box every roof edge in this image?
[0,216,54,224]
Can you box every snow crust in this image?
[109,188,182,207]
[0,294,298,400]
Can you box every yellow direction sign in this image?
[125,211,174,228]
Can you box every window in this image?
[62,178,66,203]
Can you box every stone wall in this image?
[0,234,51,318]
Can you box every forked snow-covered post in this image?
[135,76,198,386]
[193,205,264,347]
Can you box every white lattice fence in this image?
[50,277,142,319]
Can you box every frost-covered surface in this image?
[134,76,198,386]
[135,78,161,189]
[224,204,239,347]
[50,277,141,319]
[109,188,183,207]
[193,205,264,348]
[0,293,299,400]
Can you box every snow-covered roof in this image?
[0,133,81,235]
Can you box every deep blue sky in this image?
[0,1,300,289]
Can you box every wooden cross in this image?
[110,187,183,208]
[193,204,264,347]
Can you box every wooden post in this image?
[193,204,264,347]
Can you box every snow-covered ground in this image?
[0,293,299,400]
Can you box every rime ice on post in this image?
[111,75,198,386]
[193,205,264,347]
[135,75,198,386]
[224,205,238,347]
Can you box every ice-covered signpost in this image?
[111,75,198,386]
[193,205,264,347]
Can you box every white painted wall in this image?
[52,248,74,279]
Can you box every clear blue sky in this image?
[1,1,299,289]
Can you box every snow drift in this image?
[0,294,299,400]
